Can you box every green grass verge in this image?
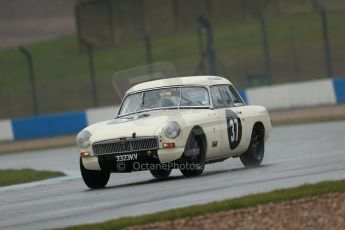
[0,169,65,187]
[62,179,345,230]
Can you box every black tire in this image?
[150,167,172,179]
[80,158,110,189]
[180,133,205,177]
[240,124,264,167]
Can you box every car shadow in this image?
[200,163,272,177]
[84,164,272,192]
[84,176,186,191]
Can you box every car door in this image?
[226,85,251,155]
[203,107,223,159]
[182,87,222,160]
[209,85,232,158]
[210,85,249,157]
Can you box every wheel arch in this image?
[251,121,265,138]
[187,125,208,156]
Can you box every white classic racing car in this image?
[77,76,271,189]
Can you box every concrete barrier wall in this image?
[0,77,344,141]
[245,79,337,109]
[0,119,14,141]
[86,106,119,125]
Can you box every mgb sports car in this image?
[77,76,272,189]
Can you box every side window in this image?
[211,86,224,108]
[218,86,233,107]
[211,86,233,108]
[181,87,210,107]
[228,85,245,106]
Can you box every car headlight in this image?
[163,121,180,139]
[76,130,92,148]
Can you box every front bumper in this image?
[82,147,185,172]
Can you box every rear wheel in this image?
[80,158,110,189]
[180,133,205,177]
[240,124,264,167]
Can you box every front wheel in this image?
[150,166,172,180]
[80,158,110,189]
[180,134,205,177]
[240,124,264,167]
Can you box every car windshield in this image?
[119,87,210,116]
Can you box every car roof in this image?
[126,76,232,94]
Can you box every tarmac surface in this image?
[0,121,344,230]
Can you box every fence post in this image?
[19,46,38,115]
[138,24,154,77]
[197,16,216,76]
[144,32,154,77]
[80,38,98,107]
[253,11,272,85]
[139,28,153,67]
[313,0,333,78]
[144,32,153,66]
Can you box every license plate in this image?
[115,153,138,162]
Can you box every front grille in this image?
[92,137,158,156]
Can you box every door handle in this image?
[236,111,242,114]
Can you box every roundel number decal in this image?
[225,109,242,150]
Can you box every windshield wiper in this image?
[118,109,151,118]
[138,113,150,118]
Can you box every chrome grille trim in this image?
[92,137,159,156]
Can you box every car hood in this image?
[86,110,190,143]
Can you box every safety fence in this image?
[1,2,345,119]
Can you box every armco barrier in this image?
[0,77,344,141]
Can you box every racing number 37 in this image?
[225,109,242,150]
[229,118,239,142]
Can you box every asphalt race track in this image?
[0,121,345,230]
